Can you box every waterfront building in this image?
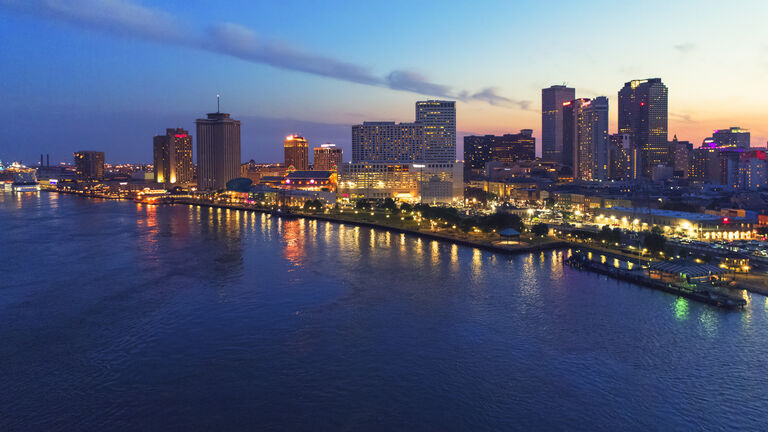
[710,127,750,149]
[313,143,343,172]
[74,150,105,180]
[595,206,753,240]
[153,128,193,186]
[338,162,463,203]
[618,78,669,177]
[352,122,424,163]
[415,100,456,162]
[284,135,309,171]
[541,85,576,163]
[283,170,336,191]
[196,111,241,191]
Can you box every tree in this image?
[400,202,413,213]
[380,197,398,213]
[643,230,666,254]
[532,222,549,237]
[355,199,371,210]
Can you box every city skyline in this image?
[3,1,768,164]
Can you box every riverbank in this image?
[168,197,568,256]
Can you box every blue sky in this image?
[2,0,768,164]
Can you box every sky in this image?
[2,0,768,165]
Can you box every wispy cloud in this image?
[0,0,526,108]
[670,112,696,123]
[674,42,697,53]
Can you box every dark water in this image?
[1,192,767,431]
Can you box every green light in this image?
[674,297,689,321]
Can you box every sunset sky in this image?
[2,0,767,164]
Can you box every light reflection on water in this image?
[1,193,768,431]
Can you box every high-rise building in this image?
[562,98,590,170]
[574,97,609,181]
[669,136,693,178]
[709,127,750,149]
[195,111,241,190]
[284,135,309,171]
[463,135,495,174]
[738,150,767,190]
[153,128,193,185]
[352,122,424,163]
[74,150,105,180]
[313,143,343,171]
[415,100,456,162]
[618,78,669,176]
[542,85,575,163]
[492,130,536,165]
[609,133,639,181]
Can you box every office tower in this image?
[352,122,424,163]
[153,128,193,185]
[195,111,241,190]
[492,130,536,165]
[669,136,693,178]
[562,98,591,169]
[618,78,668,176]
[284,135,309,170]
[738,150,767,190]
[415,100,456,162]
[572,97,609,181]
[709,127,750,149]
[542,85,576,163]
[609,133,637,180]
[313,143,343,171]
[464,135,495,173]
[74,150,105,180]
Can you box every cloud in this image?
[674,42,697,53]
[0,0,527,109]
[670,112,696,123]
[460,87,533,110]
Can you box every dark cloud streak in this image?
[0,0,528,108]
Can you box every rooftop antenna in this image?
[216,93,220,113]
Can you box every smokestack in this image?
[40,154,44,166]
[47,154,50,167]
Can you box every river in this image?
[1,192,767,431]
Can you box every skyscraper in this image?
[575,97,609,181]
[669,136,693,178]
[542,85,575,163]
[618,78,668,177]
[609,133,638,180]
[464,135,495,173]
[415,100,456,162]
[153,128,193,185]
[195,111,241,190]
[562,98,590,170]
[352,122,424,163]
[284,135,309,170]
[74,150,105,180]
[313,143,343,171]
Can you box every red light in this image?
[723,217,729,224]
[640,102,645,106]
[174,134,187,138]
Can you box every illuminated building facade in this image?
[574,97,609,181]
[542,85,575,163]
[596,207,753,240]
[339,162,463,203]
[669,136,692,178]
[618,78,669,177]
[352,122,424,163]
[313,143,343,171]
[196,112,241,191]
[284,135,309,170]
[738,150,767,190]
[282,170,336,191]
[74,150,105,180]
[415,100,456,162]
[153,128,193,185]
[609,133,639,181]
[492,130,536,165]
[464,135,495,174]
[562,98,589,169]
[710,127,750,149]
